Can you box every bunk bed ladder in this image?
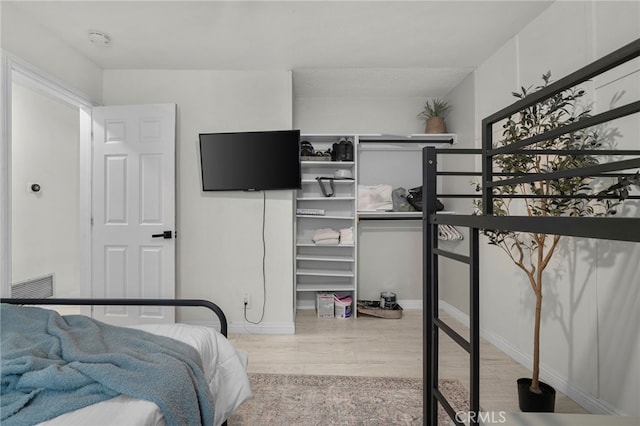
[423,146,480,426]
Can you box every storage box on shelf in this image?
[295,135,358,316]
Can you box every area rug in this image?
[228,373,469,425]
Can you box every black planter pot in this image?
[517,378,556,412]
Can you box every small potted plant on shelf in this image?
[417,98,451,134]
[474,71,638,412]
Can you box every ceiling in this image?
[5,1,553,98]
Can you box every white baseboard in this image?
[438,300,626,416]
[229,321,295,335]
[296,299,423,310]
[398,299,422,310]
[296,299,315,310]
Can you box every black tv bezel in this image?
[198,129,302,192]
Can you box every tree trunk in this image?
[531,289,543,394]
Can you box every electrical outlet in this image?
[242,293,251,309]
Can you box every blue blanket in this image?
[1,304,215,426]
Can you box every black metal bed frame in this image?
[0,298,228,337]
[1,297,230,425]
[423,38,640,425]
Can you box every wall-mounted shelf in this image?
[358,134,456,151]
[297,242,355,247]
[358,211,422,220]
[301,161,355,166]
[296,283,356,292]
[297,197,355,201]
[296,269,355,277]
[296,215,355,220]
[301,179,354,184]
[296,254,355,262]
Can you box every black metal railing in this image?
[0,298,228,336]
[423,38,640,426]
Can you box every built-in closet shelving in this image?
[295,135,358,313]
[295,133,456,316]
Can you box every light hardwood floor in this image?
[228,309,587,415]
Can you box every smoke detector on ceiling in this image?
[88,31,110,46]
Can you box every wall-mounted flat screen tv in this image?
[199,129,301,191]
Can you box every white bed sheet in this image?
[37,323,253,426]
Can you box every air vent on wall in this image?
[11,274,54,298]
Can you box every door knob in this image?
[152,231,173,239]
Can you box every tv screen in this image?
[199,129,301,191]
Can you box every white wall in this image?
[103,70,295,331]
[1,2,101,297]
[437,72,476,312]
[0,2,102,103]
[295,96,427,135]
[443,0,640,416]
[2,3,295,330]
[11,82,80,296]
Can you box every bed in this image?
[421,38,640,425]
[0,298,253,426]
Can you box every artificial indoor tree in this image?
[475,71,638,411]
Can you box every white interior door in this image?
[91,104,176,325]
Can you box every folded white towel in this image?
[313,228,340,242]
[339,227,354,244]
[339,227,353,236]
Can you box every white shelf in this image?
[297,254,355,262]
[296,269,355,277]
[296,283,356,292]
[358,211,422,219]
[301,161,354,166]
[298,197,355,201]
[297,242,355,247]
[297,215,355,220]
[302,179,354,184]
[358,134,456,151]
[357,210,455,219]
[358,133,456,142]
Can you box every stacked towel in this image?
[339,227,354,245]
[312,228,340,245]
